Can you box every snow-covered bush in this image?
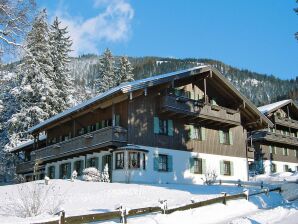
[102,164,110,183]
[71,170,78,181]
[201,170,218,185]
[44,176,50,185]
[82,167,101,182]
[1,181,65,218]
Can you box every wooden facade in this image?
[12,66,269,177]
[251,100,298,172]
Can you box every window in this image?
[128,152,140,169]
[154,117,173,136]
[296,150,298,158]
[296,166,298,172]
[48,166,55,179]
[271,163,277,173]
[158,154,168,171]
[115,152,124,169]
[194,158,203,174]
[88,157,98,168]
[283,148,289,156]
[74,160,84,176]
[60,163,71,179]
[284,165,289,172]
[269,146,276,154]
[220,160,233,176]
[219,130,232,145]
[77,128,85,136]
[189,125,204,140]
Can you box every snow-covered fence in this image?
[37,186,282,224]
[215,179,267,188]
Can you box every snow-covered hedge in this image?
[82,168,101,182]
[81,166,110,182]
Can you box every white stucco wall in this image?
[44,145,248,184]
[263,159,298,173]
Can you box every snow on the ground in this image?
[0,179,253,223]
[99,192,291,224]
[253,172,298,201]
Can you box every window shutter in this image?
[59,165,63,179]
[101,120,105,128]
[96,122,100,130]
[201,127,206,140]
[80,161,84,175]
[153,154,159,171]
[229,130,233,145]
[168,120,174,136]
[87,158,91,168]
[190,91,195,100]
[219,131,224,144]
[167,155,173,172]
[115,115,120,126]
[95,157,99,169]
[189,157,195,173]
[230,161,234,176]
[202,159,206,174]
[154,117,160,134]
[220,160,224,175]
[189,125,195,139]
[67,163,71,179]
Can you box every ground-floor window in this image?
[87,157,98,168]
[296,166,298,172]
[220,160,233,176]
[271,163,276,173]
[284,165,289,172]
[128,152,140,169]
[60,163,71,179]
[158,154,168,171]
[153,154,173,172]
[115,152,124,169]
[74,160,84,176]
[48,166,55,179]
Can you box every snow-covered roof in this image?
[10,135,47,152]
[258,100,291,114]
[28,65,272,133]
[29,66,207,133]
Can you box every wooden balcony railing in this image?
[159,95,241,126]
[274,116,298,129]
[16,161,34,174]
[16,126,127,174]
[252,130,298,147]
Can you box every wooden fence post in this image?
[60,210,65,224]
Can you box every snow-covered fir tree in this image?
[94,49,116,94]
[5,9,61,150]
[49,17,73,108]
[116,56,134,85]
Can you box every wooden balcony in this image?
[159,95,241,126]
[16,161,34,174]
[16,126,127,174]
[253,131,298,147]
[274,116,298,129]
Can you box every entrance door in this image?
[102,154,112,181]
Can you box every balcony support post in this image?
[204,77,207,104]
[112,103,115,127]
[73,120,76,138]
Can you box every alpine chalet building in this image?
[250,99,298,173]
[12,66,271,183]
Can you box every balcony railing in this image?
[16,161,34,174]
[16,126,127,174]
[159,94,241,125]
[274,116,298,129]
[253,130,298,147]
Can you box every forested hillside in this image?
[68,55,298,106]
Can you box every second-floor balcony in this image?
[253,130,298,147]
[274,115,298,129]
[31,126,127,163]
[159,94,241,126]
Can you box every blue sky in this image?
[37,0,298,80]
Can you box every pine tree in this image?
[116,56,134,85]
[49,17,73,108]
[94,49,116,94]
[5,9,60,149]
